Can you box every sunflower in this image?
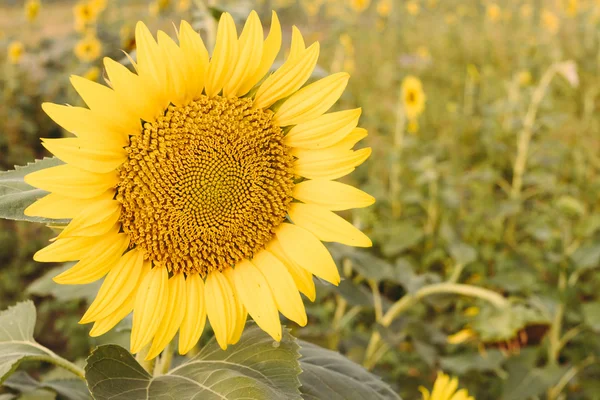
[74,2,98,28]
[25,0,41,23]
[420,372,475,400]
[74,34,102,62]
[401,75,425,133]
[8,41,24,65]
[25,12,373,360]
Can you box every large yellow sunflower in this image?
[25,11,373,360]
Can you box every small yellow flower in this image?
[517,70,532,86]
[305,0,322,17]
[447,328,476,344]
[74,2,99,26]
[376,0,392,17]
[350,0,370,13]
[74,34,102,62]
[401,75,426,121]
[406,0,419,15]
[565,0,578,17]
[420,372,475,400]
[486,3,501,22]
[177,0,192,12]
[542,9,560,34]
[407,119,419,134]
[90,0,108,13]
[150,0,171,15]
[25,0,41,23]
[464,306,480,316]
[83,66,100,81]
[7,41,24,64]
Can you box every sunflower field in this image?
[1,0,600,399]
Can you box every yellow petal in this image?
[80,250,147,324]
[285,109,361,149]
[34,235,98,262]
[147,273,187,360]
[274,72,349,126]
[53,231,129,284]
[89,294,134,337]
[293,180,374,211]
[267,240,316,301]
[232,260,282,341]
[70,75,139,134]
[253,42,319,109]
[178,21,209,101]
[238,11,281,96]
[289,203,372,247]
[42,103,128,148]
[24,190,115,219]
[287,26,305,62]
[157,31,187,107]
[103,57,162,122]
[223,268,247,345]
[178,274,207,355]
[25,164,119,199]
[294,148,371,180]
[327,127,368,151]
[276,223,340,285]
[223,11,263,97]
[204,270,235,350]
[56,199,120,239]
[205,12,238,97]
[253,250,307,326]
[41,138,125,174]
[418,387,431,400]
[135,22,168,107]
[130,265,169,353]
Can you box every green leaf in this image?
[3,371,89,400]
[85,324,302,400]
[26,264,101,302]
[0,301,53,384]
[448,242,477,265]
[501,352,567,400]
[297,341,401,400]
[440,350,505,374]
[0,158,65,223]
[570,243,600,270]
[581,302,600,332]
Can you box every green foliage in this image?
[0,158,64,224]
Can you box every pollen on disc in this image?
[116,95,295,276]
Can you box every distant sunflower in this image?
[8,41,24,64]
[24,0,41,23]
[74,2,98,27]
[26,12,373,360]
[401,75,425,132]
[420,372,475,400]
[74,34,102,62]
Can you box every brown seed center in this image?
[116,95,295,276]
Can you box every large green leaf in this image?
[0,157,64,223]
[0,301,70,384]
[297,341,401,400]
[85,325,302,400]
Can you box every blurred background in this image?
[2,0,600,398]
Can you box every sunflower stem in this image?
[154,341,174,376]
[135,344,155,374]
[34,354,86,381]
[363,283,508,369]
[390,84,406,218]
